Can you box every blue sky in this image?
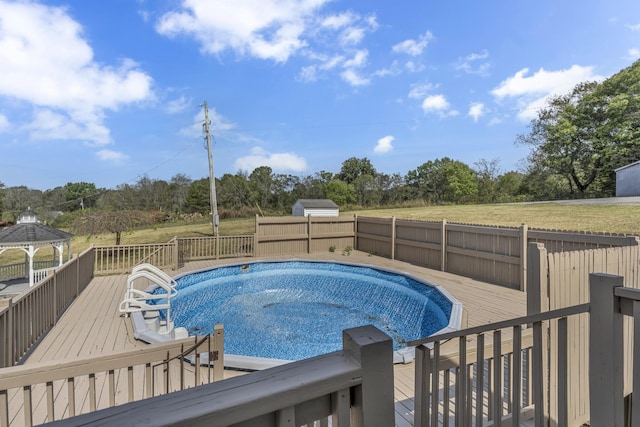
[0,0,639,190]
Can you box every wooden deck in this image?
[17,252,527,426]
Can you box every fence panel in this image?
[446,224,522,289]
[394,219,442,270]
[355,217,393,258]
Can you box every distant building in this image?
[292,199,339,217]
[615,160,640,196]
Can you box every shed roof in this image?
[615,160,640,173]
[294,199,339,209]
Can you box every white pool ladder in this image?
[119,263,179,335]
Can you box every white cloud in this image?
[341,69,370,86]
[321,12,355,30]
[156,0,330,63]
[343,49,368,68]
[0,113,9,132]
[392,31,433,56]
[374,135,394,154]
[166,95,191,114]
[468,102,485,122]
[340,26,365,45]
[234,147,307,172]
[628,48,640,60]
[456,50,490,76]
[491,65,603,120]
[408,82,436,99]
[421,94,458,117]
[96,149,129,164]
[628,23,640,31]
[0,1,154,145]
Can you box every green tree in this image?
[70,209,152,245]
[249,166,273,211]
[186,178,211,214]
[337,157,377,184]
[218,172,252,211]
[406,158,477,204]
[63,182,98,210]
[324,180,355,206]
[0,181,4,218]
[518,60,640,197]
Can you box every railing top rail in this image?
[409,302,590,346]
[615,286,640,301]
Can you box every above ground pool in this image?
[150,260,462,368]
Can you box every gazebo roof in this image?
[0,221,73,245]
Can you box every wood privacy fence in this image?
[354,216,638,291]
[0,248,94,368]
[527,242,640,426]
[0,330,224,427]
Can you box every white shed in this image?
[292,199,339,217]
[615,160,640,196]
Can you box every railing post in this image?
[589,273,624,427]
[343,325,394,427]
[520,223,528,292]
[7,299,14,367]
[173,237,179,270]
[414,344,430,426]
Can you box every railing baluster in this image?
[23,385,32,427]
[476,333,485,427]
[67,377,75,417]
[128,366,134,402]
[443,369,450,427]
[492,330,502,427]
[89,373,96,411]
[331,388,350,426]
[276,406,295,427]
[0,389,8,427]
[557,317,568,427]
[46,381,55,422]
[431,341,440,427]
[532,321,544,426]
[414,345,429,427]
[512,325,522,426]
[108,369,115,407]
[456,336,466,427]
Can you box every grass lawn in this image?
[2,201,640,265]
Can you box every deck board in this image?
[10,252,527,426]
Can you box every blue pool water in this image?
[156,261,454,361]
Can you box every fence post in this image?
[390,216,396,260]
[308,215,312,254]
[343,325,394,427]
[526,242,548,315]
[255,215,260,257]
[354,214,358,250]
[589,273,624,427]
[441,218,447,272]
[520,223,528,292]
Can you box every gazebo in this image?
[0,209,73,287]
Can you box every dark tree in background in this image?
[70,210,152,245]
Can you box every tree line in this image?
[0,59,638,225]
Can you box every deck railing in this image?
[34,325,395,427]
[0,248,94,368]
[0,329,224,427]
[0,261,61,282]
[412,303,590,426]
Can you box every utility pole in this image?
[202,101,219,236]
